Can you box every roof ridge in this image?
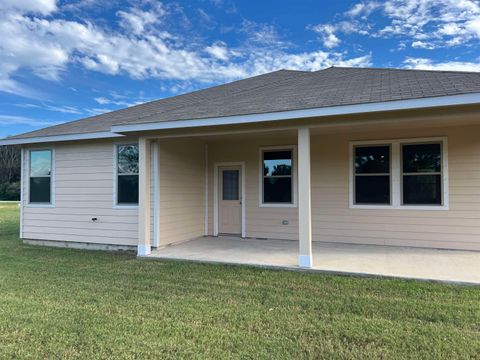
[329,65,480,75]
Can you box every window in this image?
[261,149,294,205]
[402,143,442,205]
[350,138,447,209]
[354,145,391,205]
[116,144,139,205]
[29,149,53,204]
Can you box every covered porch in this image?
[133,107,480,281]
[148,236,480,284]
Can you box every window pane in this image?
[30,177,51,203]
[403,143,441,173]
[222,170,239,200]
[355,146,389,174]
[30,150,51,176]
[263,150,292,176]
[403,175,441,205]
[118,145,139,174]
[263,177,292,203]
[118,175,139,204]
[355,176,390,204]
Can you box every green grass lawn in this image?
[0,203,479,359]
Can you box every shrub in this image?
[0,181,20,201]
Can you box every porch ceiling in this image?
[148,237,480,285]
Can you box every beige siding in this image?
[207,134,299,240]
[206,124,480,251]
[158,139,205,245]
[20,120,480,252]
[22,140,139,246]
[311,124,480,251]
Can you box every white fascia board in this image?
[0,131,124,146]
[111,93,480,133]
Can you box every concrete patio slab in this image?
[148,237,480,285]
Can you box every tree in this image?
[0,145,21,183]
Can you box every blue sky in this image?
[1,0,479,138]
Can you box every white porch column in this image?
[298,127,313,268]
[138,137,152,256]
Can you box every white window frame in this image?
[26,148,55,208]
[259,145,297,208]
[349,137,448,210]
[113,143,139,209]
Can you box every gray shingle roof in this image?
[8,67,480,139]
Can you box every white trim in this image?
[349,136,449,210]
[204,144,209,236]
[26,147,55,208]
[113,142,139,209]
[0,131,124,146]
[137,244,151,256]
[152,141,160,247]
[19,147,24,239]
[259,145,297,208]
[298,254,313,268]
[5,93,479,147]
[111,93,480,133]
[213,162,246,238]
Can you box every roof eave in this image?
[0,131,124,146]
[111,93,480,133]
[2,92,480,146]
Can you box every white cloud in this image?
[345,1,380,17]
[0,1,373,97]
[14,103,81,114]
[317,0,480,51]
[310,24,341,48]
[411,41,436,49]
[0,0,56,15]
[403,57,480,72]
[94,95,146,107]
[205,41,229,61]
[346,0,480,49]
[117,4,165,35]
[310,21,369,49]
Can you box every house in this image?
[2,66,480,269]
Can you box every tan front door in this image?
[219,166,242,235]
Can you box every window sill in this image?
[26,204,55,208]
[113,204,139,209]
[259,203,297,208]
[350,204,449,211]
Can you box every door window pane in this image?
[222,170,239,200]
